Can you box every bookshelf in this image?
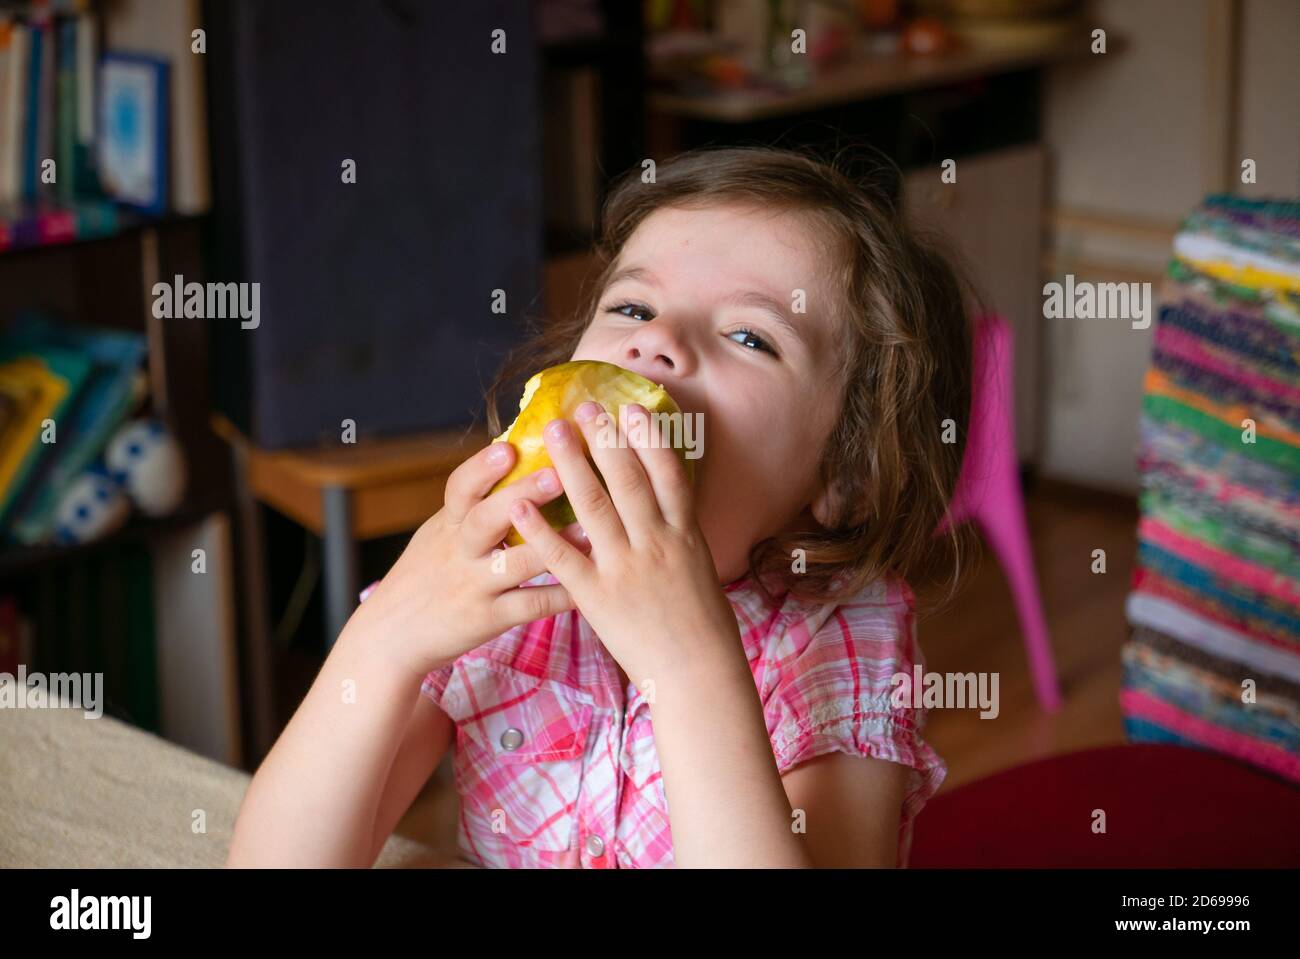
[0,0,238,766]
[647,28,1103,123]
[0,208,203,257]
[0,503,204,577]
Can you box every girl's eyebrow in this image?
[604,265,653,291]
[605,263,810,350]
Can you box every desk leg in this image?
[231,443,275,765]
[323,485,359,649]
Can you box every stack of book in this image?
[1123,195,1300,784]
[0,0,208,251]
[0,312,146,546]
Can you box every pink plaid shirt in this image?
[411,572,945,868]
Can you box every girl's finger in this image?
[508,497,593,588]
[573,401,662,537]
[443,442,516,523]
[542,416,627,550]
[460,466,564,556]
[557,521,591,555]
[483,543,553,589]
[489,584,575,633]
[624,403,695,528]
[483,543,545,589]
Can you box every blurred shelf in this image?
[0,506,211,579]
[649,28,1110,123]
[0,209,207,260]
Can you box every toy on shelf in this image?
[53,467,130,546]
[105,418,188,518]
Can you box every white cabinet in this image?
[904,144,1046,463]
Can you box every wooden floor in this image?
[390,477,1142,849]
[918,478,1138,791]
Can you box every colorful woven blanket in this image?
[1124,195,1300,784]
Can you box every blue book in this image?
[21,20,41,200]
[1,314,146,544]
[0,342,93,527]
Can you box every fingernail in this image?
[537,468,559,494]
[545,418,568,442]
[575,401,601,422]
[510,500,530,522]
[486,443,509,464]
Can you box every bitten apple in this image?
[490,360,695,546]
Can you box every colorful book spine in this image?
[0,21,29,205]
[0,197,118,249]
[6,200,76,245]
[21,14,42,201]
[0,3,137,247]
[0,344,93,527]
[1,314,146,545]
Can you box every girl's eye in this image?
[606,302,777,357]
[727,327,777,356]
[607,302,654,323]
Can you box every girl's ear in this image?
[811,475,867,529]
[810,479,838,528]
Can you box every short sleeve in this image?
[762,591,947,862]
[420,661,456,709]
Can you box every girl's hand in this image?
[345,441,583,678]
[505,401,742,690]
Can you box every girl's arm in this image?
[648,643,907,866]
[226,442,576,868]
[367,693,455,865]
[226,626,435,867]
[646,640,813,867]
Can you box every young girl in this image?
[227,145,977,869]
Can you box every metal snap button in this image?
[585,834,605,858]
[499,727,524,751]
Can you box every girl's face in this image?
[571,202,845,585]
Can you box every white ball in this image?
[105,419,188,517]
[54,470,130,544]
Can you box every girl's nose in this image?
[624,320,694,378]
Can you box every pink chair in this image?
[937,313,1063,713]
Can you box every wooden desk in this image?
[214,414,489,637]
[213,415,489,757]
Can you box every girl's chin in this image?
[713,553,751,588]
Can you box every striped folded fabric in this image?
[1123,195,1300,784]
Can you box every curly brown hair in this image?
[486,145,982,614]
